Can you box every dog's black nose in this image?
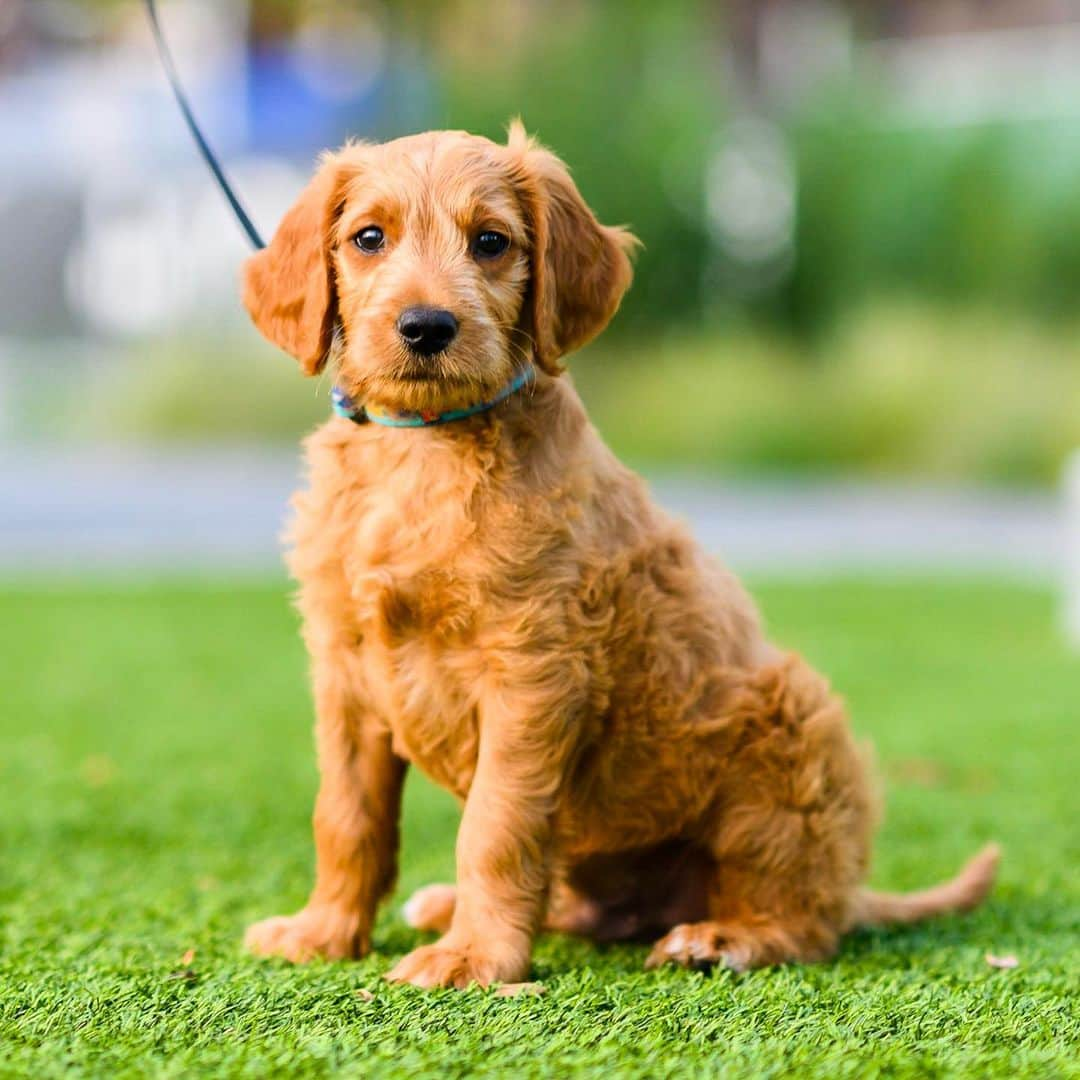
[396,306,458,356]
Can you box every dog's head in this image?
[242,124,638,414]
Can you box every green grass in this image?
[1,579,1077,1078]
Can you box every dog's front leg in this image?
[246,661,406,962]
[387,685,573,989]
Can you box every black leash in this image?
[144,0,266,251]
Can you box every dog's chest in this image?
[296,423,580,799]
[335,455,518,796]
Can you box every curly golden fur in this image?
[241,124,999,989]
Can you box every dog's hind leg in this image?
[645,912,837,972]
[647,655,876,972]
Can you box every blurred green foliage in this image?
[783,108,1080,334]
[577,301,1080,485]
[76,299,1080,486]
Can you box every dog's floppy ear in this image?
[506,121,638,374]
[242,155,347,375]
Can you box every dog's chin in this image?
[360,371,502,415]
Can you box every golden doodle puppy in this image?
[242,123,998,989]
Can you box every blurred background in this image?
[3,0,1080,591]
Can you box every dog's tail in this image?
[853,844,1000,928]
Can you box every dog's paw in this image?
[385,938,526,990]
[244,907,365,963]
[644,922,750,973]
[401,883,457,933]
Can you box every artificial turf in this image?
[0,578,1077,1078]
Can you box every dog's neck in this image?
[331,365,536,429]
[333,373,590,499]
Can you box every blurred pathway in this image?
[0,445,1063,579]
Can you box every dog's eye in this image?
[473,230,510,259]
[353,226,385,254]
